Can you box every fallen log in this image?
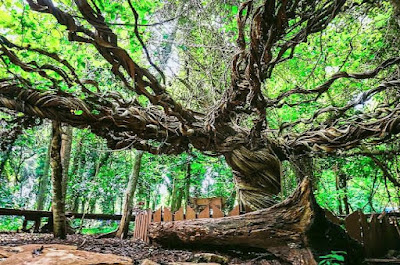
[149,178,364,265]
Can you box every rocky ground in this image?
[0,233,273,264]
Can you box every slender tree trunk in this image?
[170,176,178,211]
[61,125,73,203]
[339,172,350,215]
[0,144,13,178]
[184,158,191,209]
[392,0,400,27]
[291,155,314,183]
[50,121,66,239]
[89,198,96,213]
[67,135,82,211]
[175,187,183,210]
[116,150,144,239]
[80,199,85,213]
[336,173,343,215]
[72,195,80,212]
[36,136,52,211]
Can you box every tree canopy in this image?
[1,0,400,209]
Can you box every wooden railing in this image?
[326,210,400,258]
[0,207,135,232]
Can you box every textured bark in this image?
[335,173,343,215]
[0,144,12,178]
[170,175,179,212]
[392,0,400,27]
[149,178,364,265]
[61,125,73,202]
[50,121,66,239]
[338,172,350,215]
[184,158,191,209]
[291,155,314,183]
[116,150,143,239]
[225,146,282,210]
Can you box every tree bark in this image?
[336,173,343,215]
[224,146,282,210]
[149,178,364,265]
[67,134,82,211]
[339,172,350,215]
[116,150,144,239]
[61,125,73,202]
[291,155,314,183]
[170,175,178,212]
[392,0,400,27]
[0,143,13,178]
[184,158,191,209]
[50,121,67,239]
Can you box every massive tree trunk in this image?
[50,121,67,239]
[149,178,364,265]
[224,146,282,210]
[116,150,143,239]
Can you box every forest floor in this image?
[0,232,272,264]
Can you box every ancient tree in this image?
[0,0,399,262]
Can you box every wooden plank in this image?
[133,212,141,239]
[140,212,146,241]
[153,208,162,222]
[228,205,240,216]
[210,197,222,208]
[211,205,224,218]
[195,198,211,206]
[174,207,184,221]
[366,214,380,258]
[138,212,144,240]
[134,212,140,238]
[359,211,368,246]
[198,205,210,219]
[245,205,253,213]
[163,207,173,222]
[138,212,144,241]
[345,210,362,243]
[142,211,149,241]
[382,216,400,254]
[185,206,196,220]
[144,209,152,243]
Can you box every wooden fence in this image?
[134,206,400,258]
[0,207,135,232]
[133,205,241,243]
[326,210,400,258]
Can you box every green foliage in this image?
[319,251,346,265]
[0,217,23,232]
[1,0,400,238]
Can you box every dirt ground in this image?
[0,232,272,264]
